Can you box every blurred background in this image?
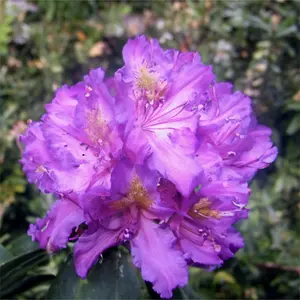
[0,0,299,299]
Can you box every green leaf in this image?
[249,16,271,33]
[287,115,300,135]
[0,244,13,265]
[0,274,55,298]
[172,285,200,299]
[47,248,141,299]
[213,271,242,297]
[277,25,298,38]
[0,238,51,298]
[7,234,39,256]
[213,271,237,285]
[0,249,48,288]
[286,102,300,112]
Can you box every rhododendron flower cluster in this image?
[20,36,277,298]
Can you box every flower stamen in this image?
[111,176,153,210]
[189,197,221,219]
[85,109,108,143]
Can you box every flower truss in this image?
[21,36,277,298]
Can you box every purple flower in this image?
[114,36,215,196]
[74,162,188,298]
[20,68,122,196]
[196,83,278,181]
[20,35,278,298]
[166,180,249,267]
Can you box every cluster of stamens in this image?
[111,176,153,211]
[135,65,167,105]
[85,108,107,144]
[189,197,221,219]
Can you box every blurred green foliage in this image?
[0,0,299,299]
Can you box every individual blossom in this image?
[74,161,188,298]
[20,68,122,196]
[195,82,278,181]
[114,36,215,196]
[165,179,249,268]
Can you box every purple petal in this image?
[74,221,123,278]
[124,127,151,164]
[165,64,214,112]
[217,227,244,260]
[181,238,223,265]
[148,130,201,197]
[131,216,188,298]
[28,198,84,252]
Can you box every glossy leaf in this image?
[0,249,47,288]
[0,274,55,298]
[0,244,13,265]
[7,234,39,256]
[47,248,141,299]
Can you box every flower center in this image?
[85,109,108,143]
[35,165,47,173]
[111,176,152,210]
[136,66,157,91]
[189,197,221,219]
[129,176,152,209]
[135,66,167,105]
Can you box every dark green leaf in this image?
[7,234,39,256]
[172,285,200,299]
[286,102,300,112]
[0,249,47,287]
[0,274,55,298]
[249,15,271,33]
[277,25,298,38]
[47,248,141,299]
[0,244,13,265]
[287,115,300,135]
[47,255,80,299]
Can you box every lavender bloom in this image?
[165,179,249,267]
[196,83,278,181]
[73,162,188,298]
[114,36,215,196]
[21,36,278,298]
[20,68,122,196]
